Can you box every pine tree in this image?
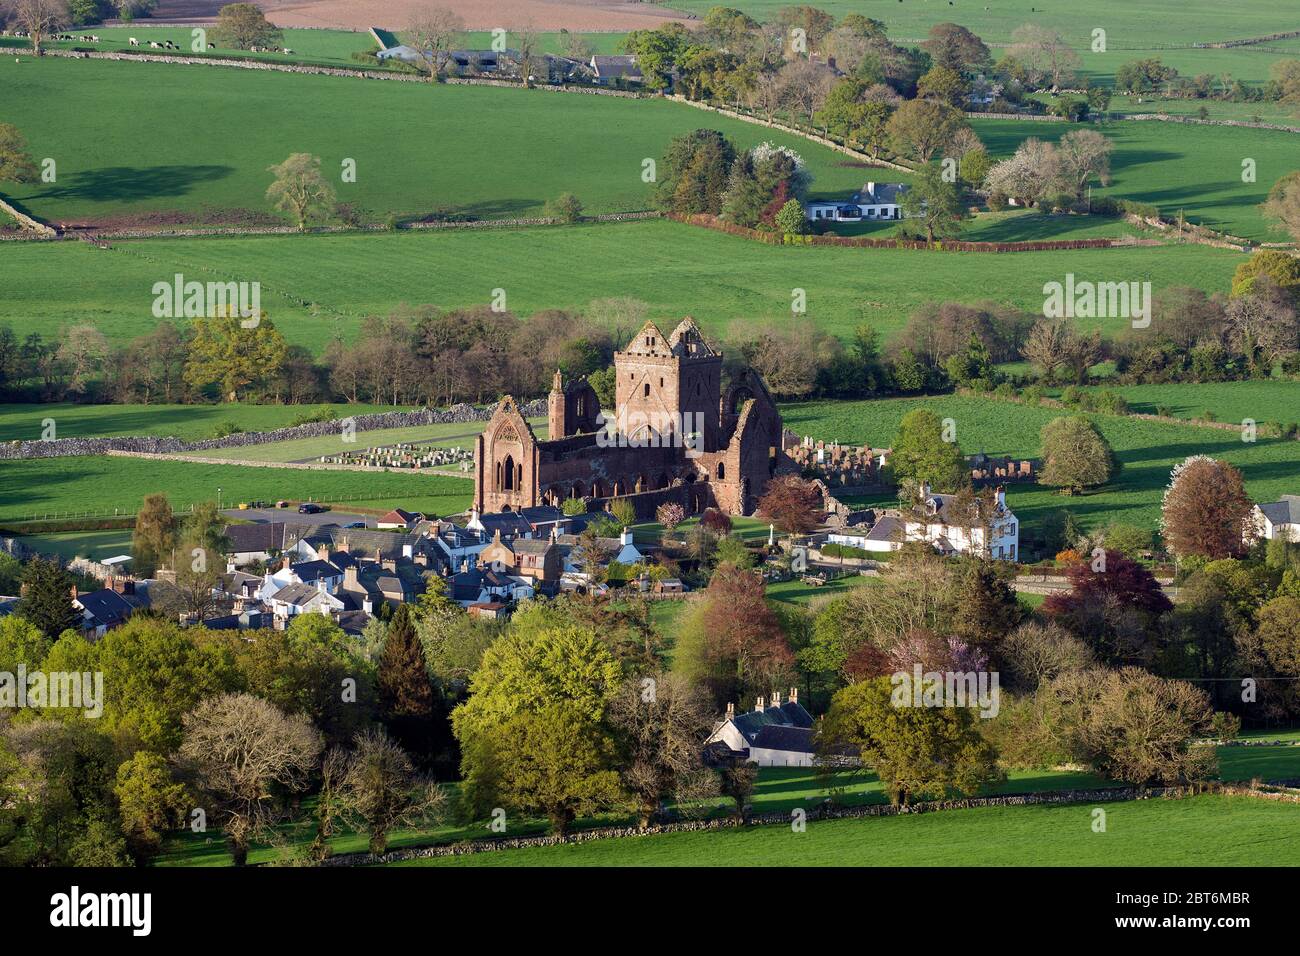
[17,558,81,640]
[377,605,440,759]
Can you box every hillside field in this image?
[0,219,1246,350]
[393,794,1300,866]
[970,117,1297,240]
[0,57,877,226]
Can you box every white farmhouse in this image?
[1252,495,1300,542]
[805,181,909,223]
[903,484,1020,561]
[704,689,816,768]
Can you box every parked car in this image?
[298,502,326,514]
[343,521,367,529]
[275,500,291,509]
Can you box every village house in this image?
[903,484,1019,560]
[704,690,817,768]
[74,586,140,639]
[377,508,422,530]
[1252,495,1300,542]
[804,181,910,223]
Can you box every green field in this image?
[1047,381,1300,425]
[785,394,1300,540]
[11,528,135,561]
[0,402,393,442]
[0,456,472,522]
[665,0,1300,46]
[0,57,873,226]
[0,26,629,68]
[395,794,1300,866]
[970,117,1298,240]
[0,219,1245,350]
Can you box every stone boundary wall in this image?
[62,210,659,242]
[0,399,545,461]
[321,784,1255,865]
[1196,30,1300,48]
[667,96,915,172]
[0,197,57,237]
[1122,113,1300,134]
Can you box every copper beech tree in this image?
[1160,455,1254,560]
[757,475,825,535]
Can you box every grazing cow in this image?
[282,48,292,54]
[129,37,139,46]
[207,42,215,49]
[149,41,160,49]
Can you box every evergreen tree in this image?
[16,557,81,640]
[377,605,441,760]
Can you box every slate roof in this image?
[855,182,909,204]
[511,537,557,555]
[224,522,287,554]
[1259,496,1300,526]
[76,588,136,628]
[591,54,642,79]
[271,582,327,606]
[477,512,533,538]
[751,724,815,754]
[866,515,904,542]
[728,700,815,748]
[291,560,342,583]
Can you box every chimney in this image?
[771,689,781,708]
[789,686,798,705]
[755,695,765,712]
[620,527,633,546]
[344,566,359,590]
[318,544,330,563]
[726,702,735,719]
[995,486,1006,508]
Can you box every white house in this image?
[612,527,645,566]
[805,181,910,223]
[902,485,1020,561]
[1252,496,1300,542]
[704,689,816,768]
[827,515,905,554]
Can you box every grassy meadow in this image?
[0,401,394,442]
[1045,380,1300,425]
[0,456,472,523]
[785,394,1300,540]
[970,117,1297,240]
[398,794,1299,867]
[0,57,874,226]
[0,219,1246,350]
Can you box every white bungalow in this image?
[805,181,909,223]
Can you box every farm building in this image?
[704,690,816,768]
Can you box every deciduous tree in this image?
[1161,456,1253,560]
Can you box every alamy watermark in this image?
[152,273,261,327]
[596,409,704,458]
[0,667,103,718]
[1043,273,1151,329]
[890,665,1001,718]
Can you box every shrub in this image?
[211,420,242,439]
[545,193,584,224]
[1156,404,1173,418]
[820,542,871,560]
